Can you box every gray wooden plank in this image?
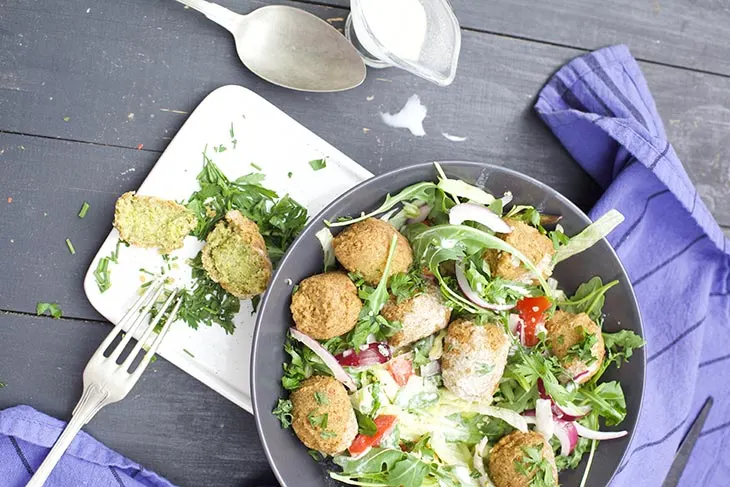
[327,0,730,77]
[0,311,276,487]
[0,0,728,232]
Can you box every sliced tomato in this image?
[386,354,413,386]
[348,415,398,456]
[516,296,551,347]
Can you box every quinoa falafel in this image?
[488,431,558,487]
[113,191,197,254]
[484,219,554,282]
[441,319,510,402]
[291,272,362,340]
[201,210,272,299]
[290,375,358,455]
[333,218,413,285]
[381,283,451,348]
[546,310,605,384]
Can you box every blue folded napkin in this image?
[536,45,730,486]
[0,405,175,487]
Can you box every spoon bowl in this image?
[176,1,366,92]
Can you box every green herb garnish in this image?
[250,162,262,171]
[355,409,377,435]
[65,238,76,255]
[308,412,329,429]
[36,302,62,319]
[389,270,428,304]
[557,277,618,322]
[314,391,328,405]
[308,158,327,171]
[514,445,556,486]
[78,201,90,218]
[273,398,294,429]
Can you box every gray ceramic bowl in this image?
[252,161,645,487]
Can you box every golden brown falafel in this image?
[333,218,413,285]
[488,431,558,487]
[546,310,605,384]
[291,272,362,340]
[290,376,358,455]
[382,284,451,348]
[201,210,272,299]
[484,219,554,282]
[113,191,197,254]
[441,319,510,402]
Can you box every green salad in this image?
[274,163,644,487]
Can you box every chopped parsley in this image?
[389,270,428,304]
[78,201,90,218]
[320,430,337,439]
[273,398,294,429]
[564,328,599,365]
[476,362,494,375]
[514,445,556,486]
[213,144,227,153]
[287,171,293,178]
[36,302,62,319]
[308,158,327,171]
[308,412,329,429]
[65,238,76,255]
[308,449,321,461]
[314,391,328,405]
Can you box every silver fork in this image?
[26,280,182,487]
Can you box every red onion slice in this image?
[537,379,591,421]
[574,422,628,440]
[455,265,516,311]
[449,203,512,234]
[335,342,392,367]
[406,204,433,225]
[554,420,578,456]
[289,328,357,391]
[535,399,555,441]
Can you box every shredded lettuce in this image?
[315,227,336,272]
[434,162,495,205]
[552,210,624,266]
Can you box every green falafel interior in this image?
[277,163,644,487]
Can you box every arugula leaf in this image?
[602,330,645,369]
[558,277,618,323]
[564,328,599,365]
[327,181,437,228]
[505,205,542,230]
[386,456,429,487]
[309,158,327,171]
[36,302,62,319]
[552,210,624,266]
[555,435,591,471]
[578,381,626,426]
[346,235,403,348]
[333,447,405,474]
[272,398,293,429]
[355,409,378,435]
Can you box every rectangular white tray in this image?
[84,85,372,413]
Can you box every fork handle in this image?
[26,385,108,487]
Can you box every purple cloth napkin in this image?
[0,405,175,487]
[536,45,730,486]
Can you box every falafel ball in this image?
[201,210,272,299]
[291,272,362,340]
[441,319,510,402]
[333,218,413,285]
[488,431,558,487]
[546,310,605,384]
[113,191,197,254]
[483,219,555,283]
[290,375,358,455]
[381,283,451,348]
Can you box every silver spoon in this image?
[175,0,366,92]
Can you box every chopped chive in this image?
[63,116,70,122]
[139,268,154,276]
[78,201,90,218]
[250,162,262,171]
[65,238,76,255]
[183,349,195,358]
[229,123,235,138]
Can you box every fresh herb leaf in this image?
[505,205,542,230]
[412,335,436,367]
[564,328,599,365]
[514,444,556,486]
[327,181,437,228]
[281,334,332,390]
[308,158,327,171]
[578,381,626,426]
[36,302,62,319]
[229,123,235,138]
[557,277,618,322]
[308,411,329,429]
[78,201,90,218]
[65,238,76,255]
[273,398,294,429]
[602,330,645,369]
[355,409,378,435]
[314,391,329,405]
[213,144,227,153]
[183,348,195,358]
[386,456,429,487]
[307,449,320,461]
[320,430,337,439]
[389,270,428,304]
[548,225,569,249]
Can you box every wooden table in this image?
[1,1,728,485]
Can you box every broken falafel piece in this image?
[201,210,272,299]
[113,191,197,254]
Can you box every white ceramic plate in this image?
[84,85,371,413]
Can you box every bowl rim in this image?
[251,160,646,487]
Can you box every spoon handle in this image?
[174,0,242,33]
